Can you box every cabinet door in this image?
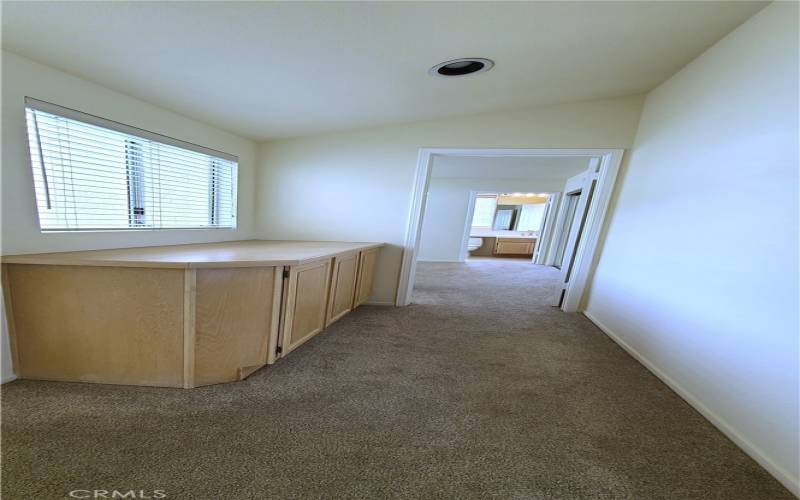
[281,259,333,355]
[354,248,379,307]
[494,239,535,255]
[194,267,280,387]
[326,252,359,326]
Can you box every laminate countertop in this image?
[1,240,384,269]
[469,233,538,240]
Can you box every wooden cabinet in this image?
[281,259,332,356]
[353,247,379,307]
[1,240,382,388]
[494,238,536,256]
[2,264,186,388]
[326,252,359,326]
[193,267,281,387]
[2,264,284,389]
[277,246,380,359]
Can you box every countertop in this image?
[1,240,383,269]
[469,232,538,240]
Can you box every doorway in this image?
[459,191,553,263]
[397,148,624,312]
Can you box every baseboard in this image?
[416,259,463,263]
[583,310,800,497]
[1,373,17,384]
[364,300,395,306]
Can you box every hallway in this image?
[1,261,790,498]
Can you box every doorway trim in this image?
[457,190,480,262]
[534,191,561,265]
[396,148,625,311]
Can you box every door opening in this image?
[459,191,550,263]
[398,148,624,313]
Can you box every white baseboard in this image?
[1,373,17,384]
[582,310,799,497]
[364,300,395,306]
[416,259,463,263]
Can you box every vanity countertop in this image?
[469,231,538,240]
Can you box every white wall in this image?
[584,3,799,494]
[1,51,259,381]
[257,94,645,303]
[418,177,564,262]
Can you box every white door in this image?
[534,193,560,264]
[551,179,595,307]
[552,192,580,269]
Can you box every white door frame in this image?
[457,190,480,262]
[533,192,561,265]
[546,176,584,267]
[396,148,624,312]
[552,169,594,308]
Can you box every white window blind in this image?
[516,203,547,231]
[24,97,238,231]
[471,195,497,228]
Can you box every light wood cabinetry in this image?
[354,247,379,307]
[194,267,281,387]
[2,264,185,387]
[326,252,359,326]
[494,238,536,256]
[281,259,332,356]
[1,240,382,388]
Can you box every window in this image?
[471,195,497,228]
[516,203,547,231]
[24,97,238,231]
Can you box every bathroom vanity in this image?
[493,236,536,255]
[469,232,537,257]
[1,240,382,388]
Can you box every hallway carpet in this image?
[1,261,791,499]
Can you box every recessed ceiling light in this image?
[429,58,494,77]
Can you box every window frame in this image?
[23,97,239,232]
[471,194,498,229]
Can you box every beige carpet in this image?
[1,260,791,499]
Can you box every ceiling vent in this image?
[429,58,494,77]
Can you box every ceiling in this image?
[431,156,591,181]
[2,1,766,141]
